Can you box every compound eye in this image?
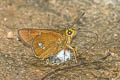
[67,30,72,35]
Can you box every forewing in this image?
[18,28,61,47]
[32,32,62,59]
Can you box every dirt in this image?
[0,0,120,80]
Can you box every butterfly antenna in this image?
[70,11,85,29]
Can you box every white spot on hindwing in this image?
[38,42,45,49]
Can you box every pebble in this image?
[7,31,15,39]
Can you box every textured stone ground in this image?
[0,0,120,80]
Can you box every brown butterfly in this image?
[18,27,78,63]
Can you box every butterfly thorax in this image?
[59,27,76,46]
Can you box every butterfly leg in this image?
[64,47,67,62]
[66,45,77,63]
[74,46,78,56]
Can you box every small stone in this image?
[7,31,15,39]
[113,33,118,39]
[111,52,115,56]
[4,18,7,21]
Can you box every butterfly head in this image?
[65,27,76,44]
[66,27,75,37]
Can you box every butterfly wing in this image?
[18,28,61,47]
[32,32,63,59]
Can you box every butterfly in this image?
[18,27,78,63]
